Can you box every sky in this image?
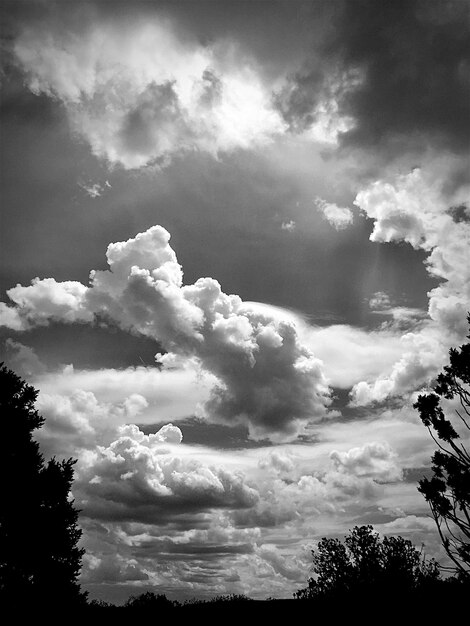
[0,0,469,605]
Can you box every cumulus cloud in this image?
[35,386,152,458]
[238,301,410,390]
[315,197,353,230]
[237,440,403,532]
[350,168,470,404]
[330,442,403,483]
[258,450,294,475]
[13,13,285,169]
[77,423,259,523]
[0,278,93,330]
[1,225,331,439]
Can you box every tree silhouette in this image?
[124,591,176,611]
[413,316,470,578]
[0,364,86,608]
[295,525,440,599]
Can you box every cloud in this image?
[350,168,470,404]
[81,553,149,584]
[369,291,391,311]
[258,450,294,475]
[236,440,405,532]
[255,544,305,582]
[276,0,470,155]
[368,291,427,331]
[315,197,353,230]
[330,442,403,483]
[0,278,93,330]
[0,303,24,331]
[296,323,407,389]
[281,220,296,232]
[35,386,152,459]
[237,302,409,390]
[378,514,436,535]
[78,180,110,198]
[1,225,331,439]
[77,423,259,523]
[2,339,46,377]
[13,11,285,169]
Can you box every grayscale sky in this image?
[0,0,469,604]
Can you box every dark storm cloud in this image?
[276,0,470,153]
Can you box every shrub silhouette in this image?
[124,591,176,610]
[413,315,470,578]
[295,525,440,600]
[0,364,86,609]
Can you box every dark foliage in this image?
[414,316,470,578]
[0,364,86,609]
[295,525,440,600]
[124,591,177,610]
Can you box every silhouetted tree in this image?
[295,525,439,599]
[124,591,176,610]
[0,364,86,608]
[413,316,470,578]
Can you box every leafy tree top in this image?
[295,525,440,599]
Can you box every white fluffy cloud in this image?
[350,169,470,405]
[350,328,448,405]
[35,385,153,458]
[330,442,403,483]
[315,197,353,230]
[0,278,93,330]
[2,225,331,439]
[14,14,285,169]
[258,450,295,475]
